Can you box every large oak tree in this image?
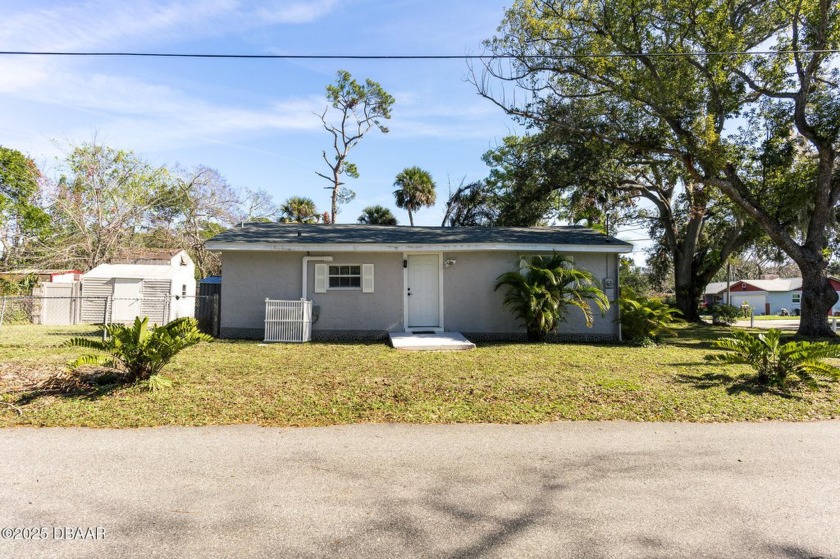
[482,132,755,320]
[479,0,839,337]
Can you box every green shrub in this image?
[65,316,212,383]
[619,291,685,344]
[711,304,740,325]
[705,328,840,389]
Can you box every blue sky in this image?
[0,0,648,258]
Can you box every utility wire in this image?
[0,50,837,60]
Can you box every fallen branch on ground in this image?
[0,401,23,415]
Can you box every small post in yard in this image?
[726,262,731,306]
[212,293,220,338]
[0,296,6,332]
[103,296,111,340]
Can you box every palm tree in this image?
[357,205,398,226]
[278,196,320,223]
[495,254,609,342]
[393,167,436,226]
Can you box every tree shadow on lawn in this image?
[673,372,804,400]
[10,369,127,407]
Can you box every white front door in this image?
[406,254,441,329]
[112,279,142,323]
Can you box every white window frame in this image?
[792,292,801,303]
[327,264,363,291]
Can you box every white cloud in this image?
[0,58,52,93]
[255,0,341,24]
[0,1,340,52]
[0,1,230,52]
[0,59,330,156]
[0,1,513,166]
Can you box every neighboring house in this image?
[205,223,632,341]
[704,277,840,316]
[2,269,81,286]
[80,249,196,324]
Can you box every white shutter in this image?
[362,264,374,293]
[314,263,328,294]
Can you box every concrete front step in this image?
[388,331,476,351]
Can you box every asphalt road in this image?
[1,422,839,559]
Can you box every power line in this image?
[0,50,837,60]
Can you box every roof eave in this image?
[205,241,632,253]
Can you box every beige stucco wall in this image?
[442,251,619,336]
[220,251,405,334]
[220,250,620,338]
[220,251,302,330]
[308,253,404,332]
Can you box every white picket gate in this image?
[264,299,312,343]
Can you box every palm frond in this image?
[68,354,119,370]
[64,337,107,350]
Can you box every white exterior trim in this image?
[362,263,375,293]
[207,242,632,254]
[313,263,328,294]
[403,252,444,333]
[302,256,333,299]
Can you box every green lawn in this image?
[1,324,839,427]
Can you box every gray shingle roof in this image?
[206,223,632,248]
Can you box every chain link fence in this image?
[0,295,219,347]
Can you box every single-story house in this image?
[80,249,197,324]
[205,223,632,341]
[704,276,840,316]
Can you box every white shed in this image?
[80,250,196,324]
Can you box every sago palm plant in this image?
[619,290,685,344]
[65,317,212,383]
[705,328,840,389]
[495,254,609,342]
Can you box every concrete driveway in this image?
[1,422,839,559]
[734,317,840,332]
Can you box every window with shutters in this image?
[328,265,361,289]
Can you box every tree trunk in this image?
[331,186,338,225]
[797,263,838,338]
[673,251,703,322]
[670,218,749,324]
[408,210,414,226]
